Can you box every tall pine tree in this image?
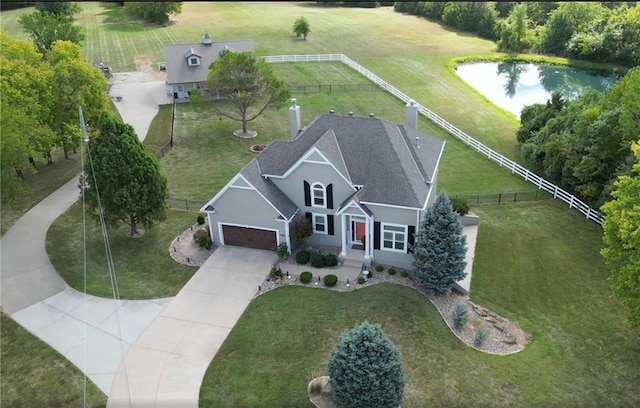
[327,322,404,408]
[412,191,468,293]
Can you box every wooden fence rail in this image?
[263,54,604,225]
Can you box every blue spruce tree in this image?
[412,191,467,293]
[327,322,405,408]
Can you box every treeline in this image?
[516,67,639,208]
[394,2,640,67]
[315,1,394,8]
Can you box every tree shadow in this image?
[97,2,172,33]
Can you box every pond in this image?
[455,62,619,118]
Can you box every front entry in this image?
[350,216,366,244]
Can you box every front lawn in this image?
[200,201,640,407]
[46,204,197,299]
[0,313,107,407]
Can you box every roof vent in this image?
[348,111,353,117]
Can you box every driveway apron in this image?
[107,246,275,407]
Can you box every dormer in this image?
[202,33,212,45]
[184,47,202,67]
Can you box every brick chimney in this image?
[405,100,418,130]
[289,98,301,140]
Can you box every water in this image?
[455,62,619,118]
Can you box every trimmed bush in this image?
[324,274,338,287]
[300,271,313,284]
[276,243,289,261]
[451,197,470,216]
[357,276,365,284]
[310,254,326,268]
[296,250,310,264]
[193,228,212,249]
[324,254,338,267]
[400,270,408,278]
[474,326,489,347]
[452,301,470,330]
[375,264,384,272]
[193,228,208,241]
[196,215,205,225]
[388,267,397,275]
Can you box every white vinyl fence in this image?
[263,54,604,225]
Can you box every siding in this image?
[367,203,419,271]
[208,187,285,245]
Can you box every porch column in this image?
[340,214,347,255]
[285,219,292,254]
[365,216,372,260]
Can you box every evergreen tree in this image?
[327,322,404,408]
[412,191,467,293]
[81,111,168,236]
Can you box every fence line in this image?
[453,190,552,206]
[155,100,177,159]
[263,54,604,225]
[167,197,207,212]
[286,83,375,93]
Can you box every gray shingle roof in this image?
[258,114,445,208]
[240,159,298,220]
[163,39,254,85]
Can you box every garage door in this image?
[221,225,277,251]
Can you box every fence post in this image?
[498,193,502,204]
[185,199,188,211]
[513,192,517,203]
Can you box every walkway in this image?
[107,246,275,407]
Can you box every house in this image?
[200,100,445,271]
[162,33,254,99]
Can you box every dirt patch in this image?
[134,54,167,80]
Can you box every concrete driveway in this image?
[107,246,275,407]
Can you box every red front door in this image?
[353,221,365,242]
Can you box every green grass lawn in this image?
[0,313,107,408]
[46,204,197,298]
[201,201,640,407]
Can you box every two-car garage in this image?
[220,225,278,251]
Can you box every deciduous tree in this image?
[124,2,183,25]
[601,141,640,328]
[293,16,310,39]
[412,191,467,293]
[207,51,290,135]
[81,111,168,236]
[18,1,84,54]
[327,322,404,408]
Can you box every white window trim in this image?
[380,222,407,253]
[312,213,328,235]
[311,182,326,208]
[188,56,200,66]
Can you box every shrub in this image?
[375,264,384,272]
[268,265,283,280]
[300,271,313,284]
[324,254,338,267]
[400,270,408,278]
[450,197,470,216]
[452,301,470,330]
[310,254,326,268]
[276,242,289,261]
[196,214,205,225]
[324,274,338,287]
[388,267,397,275]
[193,228,208,241]
[357,276,365,284]
[474,326,489,347]
[296,250,311,264]
[292,217,312,247]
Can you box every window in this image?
[311,182,325,208]
[188,57,200,66]
[313,213,327,234]
[381,223,406,252]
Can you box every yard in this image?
[2,2,637,406]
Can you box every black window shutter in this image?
[373,222,381,250]
[407,225,415,253]
[305,212,312,220]
[327,184,333,209]
[328,215,334,235]
[304,181,311,206]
